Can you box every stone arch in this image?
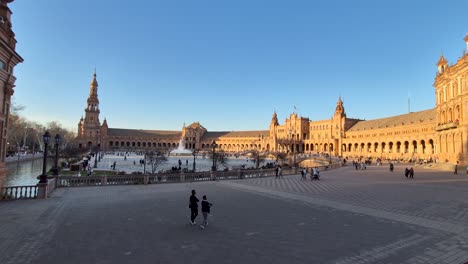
[455,105,461,120]
[420,140,426,154]
[428,139,434,154]
[412,140,417,154]
[404,141,409,153]
[360,143,365,152]
[389,142,394,153]
[396,141,401,153]
[374,142,378,152]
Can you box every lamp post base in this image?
[38,174,48,184]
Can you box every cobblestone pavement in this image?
[0,164,467,263]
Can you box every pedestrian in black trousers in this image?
[189,190,199,225]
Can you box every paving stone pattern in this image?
[0,164,467,263]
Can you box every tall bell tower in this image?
[77,71,101,149]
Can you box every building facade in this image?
[0,0,23,190]
[76,34,468,165]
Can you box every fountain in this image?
[169,138,193,156]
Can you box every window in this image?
[0,59,5,70]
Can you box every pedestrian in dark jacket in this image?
[409,167,414,179]
[189,190,199,225]
[404,168,409,178]
[200,195,213,229]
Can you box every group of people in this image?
[275,165,283,178]
[300,167,320,180]
[189,190,213,230]
[404,167,415,178]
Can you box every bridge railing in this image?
[1,185,38,200]
[55,167,302,188]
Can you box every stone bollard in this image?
[36,183,48,199]
[180,172,185,182]
[210,171,216,181]
[101,176,108,186]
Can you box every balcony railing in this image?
[435,121,459,131]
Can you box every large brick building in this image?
[0,0,23,190]
[76,34,468,165]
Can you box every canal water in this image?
[5,159,53,187]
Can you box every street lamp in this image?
[94,148,98,168]
[39,131,51,184]
[289,129,296,167]
[53,134,61,176]
[53,134,61,188]
[211,140,216,171]
[192,149,198,172]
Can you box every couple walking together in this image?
[189,190,213,229]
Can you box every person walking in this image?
[409,167,414,179]
[404,168,409,178]
[200,195,213,229]
[275,166,279,178]
[454,161,459,174]
[189,190,199,225]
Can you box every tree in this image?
[146,151,167,173]
[6,97,76,154]
[248,150,266,169]
[208,149,228,170]
[61,145,86,163]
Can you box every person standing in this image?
[189,190,199,225]
[275,166,279,178]
[200,195,213,229]
[409,167,414,179]
[454,161,459,174]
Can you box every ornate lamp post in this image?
[192,149,198,172]
[53,134,61,188]
[39,131,50,184]
[288,129,296,167]
[53,134,61,176]
[211,140,216,171]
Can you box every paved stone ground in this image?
[1,164,468,264]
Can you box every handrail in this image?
[1,185,38,200]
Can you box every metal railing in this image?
[1,185,38,200]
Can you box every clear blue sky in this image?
[10,0,468,131]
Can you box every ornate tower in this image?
[269,111,279,151]
[437,54,448,74]
[0,0,23,190]
[77,72,102,149]
[433,35,468,164]
[332,97,346,156]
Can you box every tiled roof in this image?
[347,109,436,132]
[203,130,270,138]
[108,128,181,138]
